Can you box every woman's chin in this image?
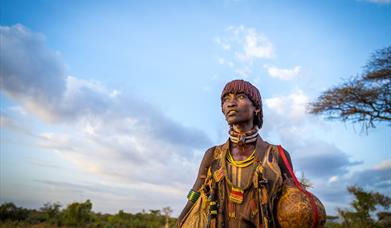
[226,117,244,125]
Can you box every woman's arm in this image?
[175,146,215,226]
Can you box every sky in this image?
[1,0,390,217]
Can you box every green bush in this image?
[0,201,177,227]
[61,199,95,226]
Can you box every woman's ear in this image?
[255,109,260,115]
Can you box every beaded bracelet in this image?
[187,189,201,203]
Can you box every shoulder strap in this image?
[277,145,319,228]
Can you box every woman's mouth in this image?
[227,110,237,116]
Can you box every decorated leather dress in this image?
[209,138,284,228]
[179,137,326,228]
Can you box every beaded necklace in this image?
[223,147,259,218]
[229,127,259,146]
[225,127,259,214]
[226,149,256,168]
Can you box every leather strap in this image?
[277,145,319,228]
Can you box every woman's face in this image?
[222,92,256,126]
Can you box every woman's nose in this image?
[227,98,237,107]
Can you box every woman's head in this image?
[221,79,263,129]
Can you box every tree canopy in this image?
[309,46,391,130]
[1,187,390,227]
[337,186,391,228]
[0,200,176,227]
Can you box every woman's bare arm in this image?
[175,146,215,226]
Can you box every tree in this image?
[337,186,391,227]
[309,46,391,130]
[61,199,95,226]
[0,202,29,221]
[0,200,181,227]
[325,215,341,228]
[162,206,173,228]
[40,202,61,223]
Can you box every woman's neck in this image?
[232,122,254,133]
[230,141,256,158]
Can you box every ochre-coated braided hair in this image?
[221,79,263,129]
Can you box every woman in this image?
[177,79,324,228]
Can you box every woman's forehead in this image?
[223,92,247,97]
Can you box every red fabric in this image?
[277,145,319,228]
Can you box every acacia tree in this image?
[337,186,391,228]
[162,206,173,228]
[309,46,391,130]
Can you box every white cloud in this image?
[0,24,210,147]
[36,126,202,194]
[0,24,66,107]
[318,163,391,211]
[214,25,307,84]
[0,24,211,215]
[214,25,307,88]
[234,66,252,79]
[0,113,33,136]
[217,57,234,68]
[217,57,225,64]
[0,115,13,128]
[260,89,376,216]
[264,64,301,80]
[239,28,273,60]
[215,37,231,50]
[263,90,362,179]
[8,106,27,115]
[223,25,274,63]
[374,160,391,171]
[328,176,338,184]
[265,89,309,123]
[214,25,274,80]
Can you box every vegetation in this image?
[309,46,391,130]
[325,186,391,228]
[0,200,176,227]
[336,186,391,228]
[298,172,313,190]
[1,186,389,227]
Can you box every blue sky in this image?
[1,0,390,216]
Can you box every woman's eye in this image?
[238,95,245,99]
